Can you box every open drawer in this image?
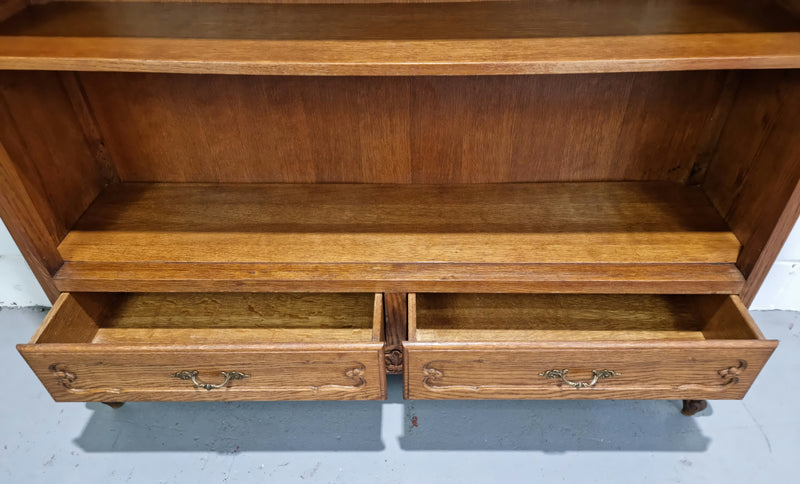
[404,294,777,400]
[18,293,386,402]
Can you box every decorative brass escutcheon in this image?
[172,370,249,391]
[539,369,619,389]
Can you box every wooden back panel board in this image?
[79,72,728,184]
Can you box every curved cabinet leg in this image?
[102,402,125,409]
[681,399,708,416]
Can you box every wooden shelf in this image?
[53,182,744,293]
[1,0,799,74]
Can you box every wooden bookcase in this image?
[2,0,799,414]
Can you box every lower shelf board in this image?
[54,182,744,293]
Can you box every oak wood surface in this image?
[30,293,100,344]
[78,73,726,184]
[32,292,379,343]
[91,328,374,344]
[383,293,407,373]
[53,182,743,291]
[7,1,796,40]
[20,345,387,401]
[53,262,746,295]
[404,343,776,400]
[411,294,759,342]
[0,140,62,301]
[19,292,387,401]
[702,70,800,305]
[405,294,775,399]
[0,72,108,235]
[0,71,113,300]
[0,1,798,74]
[98,293,376,332]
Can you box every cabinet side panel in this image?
[79,72,725,183]
[0,141,61,301]
[703,70,800,305]
[0,71,112,301]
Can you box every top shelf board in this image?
[1,0,799,75]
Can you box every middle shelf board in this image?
[54,182,744,293]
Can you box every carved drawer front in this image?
[19,293,386,402]
[404,294,776,400]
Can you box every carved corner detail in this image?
[718,360,747,386]
[384,346,403,374]
[49,363,77,389]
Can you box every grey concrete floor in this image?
[1,307,798,484]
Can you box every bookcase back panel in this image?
[79,71,728,184]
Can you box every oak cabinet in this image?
[1,0,798,410]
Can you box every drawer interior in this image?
[32,292,383,345]
[409,294,765,343]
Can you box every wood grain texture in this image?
[96,293,376,334]
[405,294,775,399]
[53,262,746,294]
[80,74,412,183]
[383,293,407,373]
[0,71,112,301]
[0,72,108,234]
[0,140,61,301]
[703,70,800,305]
[409,73,725,183]
[411,294,759,342]
[7,1,796,40]
[413,294,705,342]
[19,345,386,401]
[404,343,775,400]
[19,292,387,401]
[58,182,740,263]
[76,73,726,184]
[58,71,119,185]
[32,292,379,343]
[699,295,767,340]
[29,293,101,344]
[0,2,799,74]
[372,293,383,343]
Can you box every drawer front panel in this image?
[404,343,774,400]
[21,345,386,402]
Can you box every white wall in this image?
[750,218,800,310]
[0,221,798,309]
[0,223,49,306]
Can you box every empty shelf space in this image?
[410,293,761,343]
[54,182,745,293]
[1,0,799,74]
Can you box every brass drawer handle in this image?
[539,369,619,389]
[172,370,249,391]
